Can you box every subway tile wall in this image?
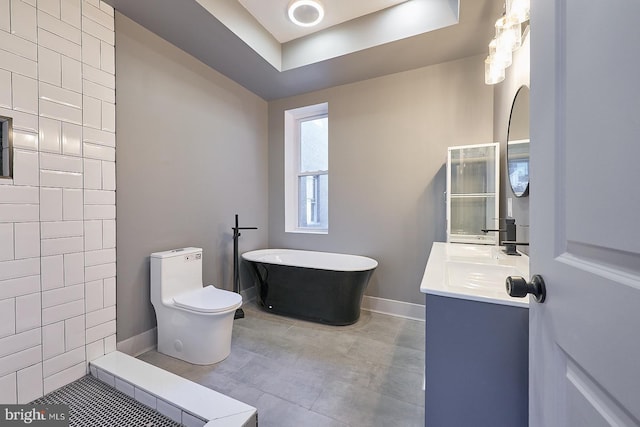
[0,0,116,404]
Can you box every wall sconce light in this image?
[485,0,530,85]
[288,0,325,27]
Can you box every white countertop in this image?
[420,242,530,308]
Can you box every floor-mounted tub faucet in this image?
[232,214,257,319]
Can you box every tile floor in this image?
[139,303,425,427]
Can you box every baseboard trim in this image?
[361,296,425,321]
[116,328,157,357]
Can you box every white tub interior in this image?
[242,249,378,272]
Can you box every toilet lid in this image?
[173,285,242,313]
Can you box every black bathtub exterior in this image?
[247,262,375,325]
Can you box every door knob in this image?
[506,274,546,303]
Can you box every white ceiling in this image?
[104,0,504,100]
[237,0,410,43]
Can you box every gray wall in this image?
[494,31,530,251]
[268,55,494,305]
[115,14,269,343]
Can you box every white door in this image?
[529,0,640,425]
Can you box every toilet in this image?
[150,247,242,365]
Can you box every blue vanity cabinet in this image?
[425,294,529,427]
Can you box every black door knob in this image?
[506,274,546,303]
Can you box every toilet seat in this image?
[173,285,242,313]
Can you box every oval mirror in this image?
[507,86,530,197]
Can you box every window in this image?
[285,103,328,233]
[0,116,12,179]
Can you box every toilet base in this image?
[155,305,238,365]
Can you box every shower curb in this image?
[90,351,257,427]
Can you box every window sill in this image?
[285,228,328,235]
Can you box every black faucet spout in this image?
[481,219,521,255]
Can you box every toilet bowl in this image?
[150,247,242,365]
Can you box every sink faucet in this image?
[481,218,523,256]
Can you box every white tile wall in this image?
[38,46,62,86]
[38,0,61,20]
[86,339,104,362]
[0,69,11,108]
[0,0,115,403]
[42,322,65,359]
[0,298,16,338]
[0,29,37,60]
[15,292,41,332]
[62,122,82,156]
[83,158,101,189]
[85,280,103,312]
[65,314,85,350]
[64,251,85,285]
[62,188,83,219]
[14,222,40,259]
[13,149,39,186]
[12,74,38,114]
[12,130,38,150]
[17,363,42,403]
[41,255,64,290]
[61,0,82,29]
[43,362,85,395]
[0,0,10,33]
[39,117,62,153]
[10,0,37,43]
[0,372,17,404]
[0,223,15,260]
[0,107,38,133]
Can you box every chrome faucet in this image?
[481,218,524,256]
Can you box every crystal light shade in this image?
[509,0,530,23]
[483,0,528,85]
[496,14,522,52]
[489,38,512,68]
[485,56,505,85]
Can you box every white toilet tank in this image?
[151,247,203,304]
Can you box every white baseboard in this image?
[361,296,425,321]
[116,328,157,357]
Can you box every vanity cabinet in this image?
[446,142,500,244]
[420,242,530,427]
[425,295,528,427]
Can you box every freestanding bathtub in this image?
[242,249,378,325]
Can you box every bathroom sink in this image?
[445,244,494,260]
[444,261,522,297]
[420,242,530,307]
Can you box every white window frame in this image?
[284,102,328,234]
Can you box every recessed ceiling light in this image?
[288,0,325,27]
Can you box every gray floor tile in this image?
[312,378,424,427]
[369,364,425,407]
[255,393,347,427]
[136,350,191,376]
[140,303,425,426]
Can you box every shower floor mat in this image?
[31,375,181,427]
